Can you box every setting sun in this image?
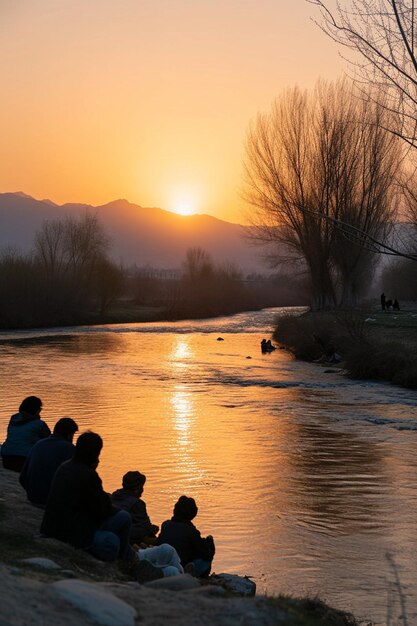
[170,191,199,216]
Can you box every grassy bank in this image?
[273,304,417,389]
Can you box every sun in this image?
[173,201,193,216]
[170,191,198,216]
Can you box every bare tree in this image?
[309,0,417,260]
[400,172,417,245]
[310,0,417,148]
[243,80,400,309]
[35,212,110,309]
[331,95,402,304]
[182,247,214,281]
[63,213,109,284]
[34,219,66,283]
[244,85,337,309]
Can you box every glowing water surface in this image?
[1,307,417,624]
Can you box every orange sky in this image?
[0,1,343,223]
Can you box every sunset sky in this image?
[0,0,343,223]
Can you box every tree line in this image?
[0,214,124,328]
[0,217,308,329]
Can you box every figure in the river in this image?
[1,396,50,472]
[386,299,393,310]
[261,339,276,353]
[111,470,159,546]
[393,299,400,311]
[19,417,78,507]
[158,495,215,577]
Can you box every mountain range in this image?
[0,192,270,273]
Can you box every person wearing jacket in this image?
[41,431,134,562]
[111,470,159,545]
[19,417,78,507]
[158,495,215,577]
[1,396,50,471]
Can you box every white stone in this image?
[21,557,61,570]
[52,579,137,626]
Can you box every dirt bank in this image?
[0,467,360,626]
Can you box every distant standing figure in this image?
[19,417,78,507]
[1,396,51,472]
[111,470,159,545]
[393,299,400,311]
[381,293,386,311]
[158,495,215,577]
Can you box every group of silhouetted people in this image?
[381,293,400,311]
[1,396,215,581]
[261,338,276,353]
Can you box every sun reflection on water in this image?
[171,386,193,447]
[171,336,193,365]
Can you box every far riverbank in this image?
[0,298,308,331]
[274,303,417,389]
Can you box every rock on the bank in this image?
[212,574,256,596]
[52,579,137,626]
[21,557,61,570]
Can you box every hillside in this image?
[0,193,269,273]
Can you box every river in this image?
[1,307,417,624]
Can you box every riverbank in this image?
[273,303,417,389]
[0,299,303,330]
[0,466,360,626]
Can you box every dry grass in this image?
[267,596,360,626]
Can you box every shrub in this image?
[346,341,417,389]
[275,311,417,390]
[274,313,352,361]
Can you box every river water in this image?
[1,307,417,624]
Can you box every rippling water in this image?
[1,307,417,624]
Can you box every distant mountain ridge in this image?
[0,192,268,272]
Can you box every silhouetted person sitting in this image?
[111,470,159,546]
[393,299,400,311]
[19,417,78,507]
[1,396,51,472]
[41,431,134,562]
[386,299,393,310]
[158,495,215,578]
